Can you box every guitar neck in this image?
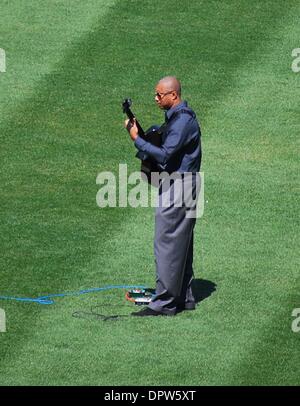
[126,108,145,137]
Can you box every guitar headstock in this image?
[122,98,132,114]
[121,98,144,136]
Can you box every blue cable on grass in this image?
[0,285,147,305]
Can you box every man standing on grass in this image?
[125,76,202,316]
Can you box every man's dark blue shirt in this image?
[134,101,202,173]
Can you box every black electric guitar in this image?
[122,98,162,184]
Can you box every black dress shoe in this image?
[131,307,169,317]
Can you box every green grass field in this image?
[0,0,299,385]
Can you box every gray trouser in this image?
[148,173,199,315]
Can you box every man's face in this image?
[154,83,176,110]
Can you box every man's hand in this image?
[124,118,138,141]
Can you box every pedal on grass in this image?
[125,288,154,305]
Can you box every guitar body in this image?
[122,99,162,186]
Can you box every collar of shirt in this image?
[165,100,188,122]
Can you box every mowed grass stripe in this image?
[206,5,300,384]
[0,0,131,371]
[0,0,298,383]
[0,0,116,121]
[0,0,293,294]
[0,0,292,384]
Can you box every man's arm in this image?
[134,115,192,166]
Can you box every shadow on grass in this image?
[192,278,217,305]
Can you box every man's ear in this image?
[172,91,177,100]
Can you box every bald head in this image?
[157,76,181,97]
[155,76,182,110]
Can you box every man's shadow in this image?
[192,278,216,304]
